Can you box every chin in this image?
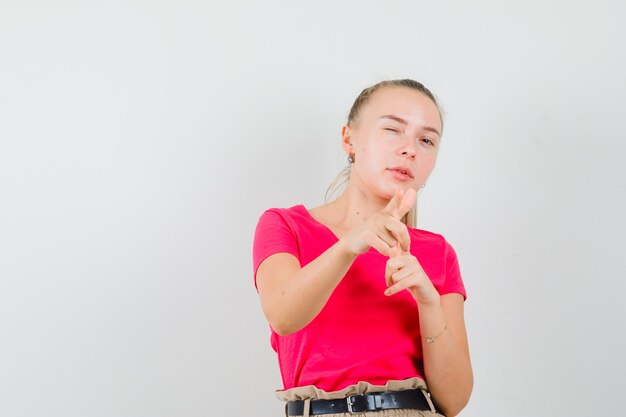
[380,185,410,199]
[393,183,418,193]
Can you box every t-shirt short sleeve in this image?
[440,240,468,300]
[252,209,300,291]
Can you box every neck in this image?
[329,180,394,230]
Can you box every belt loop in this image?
[303,398,311,417]
[419,387,437,414]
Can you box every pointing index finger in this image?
[384,188,416,220]
[383,189,404,219]
[398,188,416,218]
[382,189,415,253]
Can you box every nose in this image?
[401,146,416,160]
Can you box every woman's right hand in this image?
[340,188,416,257]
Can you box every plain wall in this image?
[1,1,625,416]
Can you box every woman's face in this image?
[343,86,443,201]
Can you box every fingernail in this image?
[384,289,391,296]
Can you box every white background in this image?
[1,1,625,416]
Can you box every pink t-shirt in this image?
[252,204,467,392]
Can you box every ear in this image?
[341,124,353,154]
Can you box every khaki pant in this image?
[276,377,445,417]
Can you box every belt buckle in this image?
[346,394,365,414]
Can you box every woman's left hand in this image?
[384,245,440,305]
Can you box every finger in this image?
[388,244,401,259]
[385,275,418,296]
[385,248,402,286]
[397,188,416,220]
[385,264,404,288]
[389,265,415,284]
[382,189,405,219]
[384,219,411,253]
[370,236,393,257]
[386,253,421,287]
[375,229,398,251]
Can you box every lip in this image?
[387,166,414,178]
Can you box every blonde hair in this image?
[324,79,444,229]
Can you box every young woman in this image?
[252,79,473,417]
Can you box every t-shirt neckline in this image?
[296,204,343,242]
[296,205,376,254]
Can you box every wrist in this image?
[410,286,441,306]
[335,237,359,259]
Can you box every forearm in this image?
[419,299,473,417]
[264,239,357,335]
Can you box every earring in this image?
[347,154,355,164]
[421,183,426,189]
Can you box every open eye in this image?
[420,138,434,145]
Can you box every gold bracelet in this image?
[424,322,447,344]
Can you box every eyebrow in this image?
[379,114,441,137]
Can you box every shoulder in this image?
[252,205,308,259]
[256,204,309,226]
[408,226,467,298]
[407,226,448,246]
[407,226,459,257]
[258,204,306,217]
[254,204,321,238]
